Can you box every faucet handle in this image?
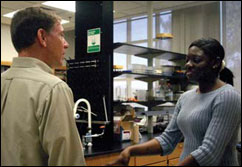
[100,125,105,129]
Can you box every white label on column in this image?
[87,28,101,53]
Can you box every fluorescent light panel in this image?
[3,10,18,18]
[61,19,69,24]
[3,10,69,25]
[42,1,75,12]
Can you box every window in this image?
[131,42,148,66]
[156,11,172,51]
[114,20,127,43]
[114,20,128,101]
[114,53,127,70]
[131,56,147,66]
[157,11,172,65]
[131,15,156,42]
[131,80,148,98]
[160,11,172,34]
[114,80,127,101]
[114,10,173,101]
[131,16,147,41]
[114,20,127,69]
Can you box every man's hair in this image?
[10,7,61,52]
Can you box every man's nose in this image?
[64,40,69,49]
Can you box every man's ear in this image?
[37,29,47,47]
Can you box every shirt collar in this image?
[11,57,54,74]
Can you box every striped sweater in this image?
[155,84,241,166]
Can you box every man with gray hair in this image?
[1,7,86,166]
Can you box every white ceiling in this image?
[1,1,215,31]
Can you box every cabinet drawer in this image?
[147,160,167,166]
[86,153,135,166]
[168,143,183,160]
[168,158,179,166]
[129,157,135,166]
[136,155,167,166]
[86,153,119,166]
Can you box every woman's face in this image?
[185,46,216,83]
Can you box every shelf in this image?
[114,43,186,61]
[113,71,187,82]
[113,43,187,118]
[76,120,110,125]
[114,71,162,81]
[136,110,174,117]
[114,100,177,109]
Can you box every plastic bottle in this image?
[166,83,173,101]
[133,124,140,144]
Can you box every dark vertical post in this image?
[68,1,113,144]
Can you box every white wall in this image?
[223,1,241,141]
[1,24,18,61]
[172,2,220,54]
[64,30,75,60]
[1,24,75,63]
[223,1,241,94]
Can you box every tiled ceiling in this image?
[1,1,215,31]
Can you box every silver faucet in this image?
[73,98,93,146]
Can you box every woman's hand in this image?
[105,147,131,166]
[105,139,162,166]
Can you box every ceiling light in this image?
[61,19,69,25]
[3,10,19,18]
[3,10,69,25]
[42,1,75,12]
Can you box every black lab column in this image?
[67,1,113,145]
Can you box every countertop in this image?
[84,133,161,157]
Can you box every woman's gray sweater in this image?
[155,84,241,166]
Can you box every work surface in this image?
[84,133,161,157]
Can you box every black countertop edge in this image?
[84,133,161,157]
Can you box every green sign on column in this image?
[87,28,101,53]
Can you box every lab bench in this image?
[84,133,183,166]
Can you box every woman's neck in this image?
[197,79,225,93]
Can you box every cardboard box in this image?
[114,109,136,141]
